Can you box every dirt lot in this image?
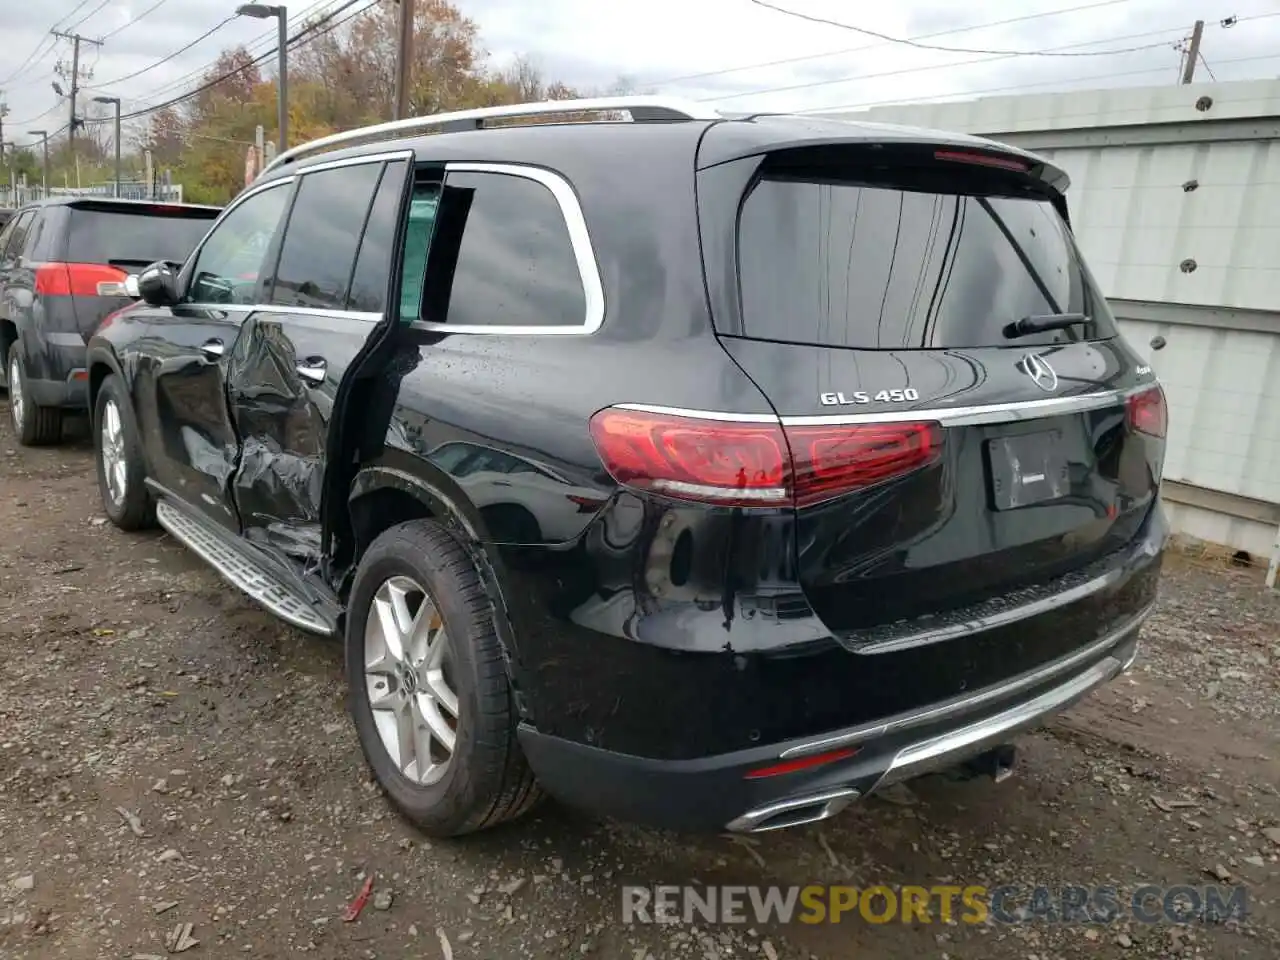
[2,406,1279,960]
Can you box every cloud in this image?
[1,0,1276,137]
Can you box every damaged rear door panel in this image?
[225,156,413,569]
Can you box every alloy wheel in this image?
[100,399,128,507]
[8,355,23,435]
[364,575,460,786]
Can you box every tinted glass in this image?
[738,178,1117,349]
[439,171,585,328]
[26,207,68,260]
[0,216,18,258]
[347,160,408,313]
[3,211,35,261]
[66,206,218,266]
[398,183,440,322]
[271,162,383,310]
[189,183,290,305]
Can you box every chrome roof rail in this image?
[264,96,724,174]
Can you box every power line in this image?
[101,0,175,41]
[0,0,97,87]
[91,16,238,89]
[90,0,375,124]
[123,0,336,100]
[797,51,1280,115]
[653,0,1136,86]
[1198,51,1218,81]
[702,23,1191,103]
[62,0,115,33]
[744,0,1173,58]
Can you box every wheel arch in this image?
[345,464,532,722]
[86,342,126,421]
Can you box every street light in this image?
[27,130,48,194]
[92,96,122,197]
[236,4,287,155]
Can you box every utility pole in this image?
[393,0,414,120]
[28,130,49,194]
[1180,19,1204,84]
[93,96,121,196]
[51,29,103,155]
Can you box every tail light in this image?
[35,263,130,297]
[1126,385,1167,439]
[934,149,1029,173]
[588,408,942,508]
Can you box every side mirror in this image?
[137,261,180,307]
[124,274,140,299]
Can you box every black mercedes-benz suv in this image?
[85,97,1167,836]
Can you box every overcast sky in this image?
[2,0,1278,140]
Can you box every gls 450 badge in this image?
[820,388,920,406]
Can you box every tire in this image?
[346,519,541,837]
[6,343,62,446]
[94,374,155,530]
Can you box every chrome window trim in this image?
[780,601,1154,759]
[293,149,415,175]
[611,386,1148,429]
[177,304,383,324]
[410,161,605,337]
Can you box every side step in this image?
[155,500,336,636]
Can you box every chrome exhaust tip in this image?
[725,787,859,834]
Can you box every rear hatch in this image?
[54,201,221,340]
[701,138,1166,648]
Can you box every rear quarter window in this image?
[427,170,587,329]
[737,177,1116,349]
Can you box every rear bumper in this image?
[23,335,88,410]
[519,608,1145,833]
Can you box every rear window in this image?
[66,206,219,267]
[737,177,1117,349]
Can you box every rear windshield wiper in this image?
[1004,313,1090,339]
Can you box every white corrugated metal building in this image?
[824,78,1280,560]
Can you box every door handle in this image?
[296,357,327,385]
[200,338,224,360]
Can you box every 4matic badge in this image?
[820,388,921,406]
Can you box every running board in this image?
[155,500,336,636]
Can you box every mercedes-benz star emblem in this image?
[1020,353,1059,393]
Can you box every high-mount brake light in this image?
[588,408,943,508]
[34,262,130,297]
[1126,384,1167,439]
[933,149,1029,173]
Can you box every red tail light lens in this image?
[934,149,1029,172]
[1126,385,1167,439]
[588,408,942,508]
[588,409,789,507]
[35,262,129,297]
[788,422,942,507]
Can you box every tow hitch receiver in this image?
[960,743,1018,783]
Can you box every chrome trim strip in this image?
[779,601,1154,759]
[880,654,1123,784]
[613,403,779,423]
[264,96,721,173]
[608,388,1142,429]
[176,304,383,323]
[411,162,606,336]
[294,149,415,174]
[781,388,1137,428]
[853,565,1128,656]
[725,787,860,834]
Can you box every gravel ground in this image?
[2,408,1279,960]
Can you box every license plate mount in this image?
[987,430,1070,510]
